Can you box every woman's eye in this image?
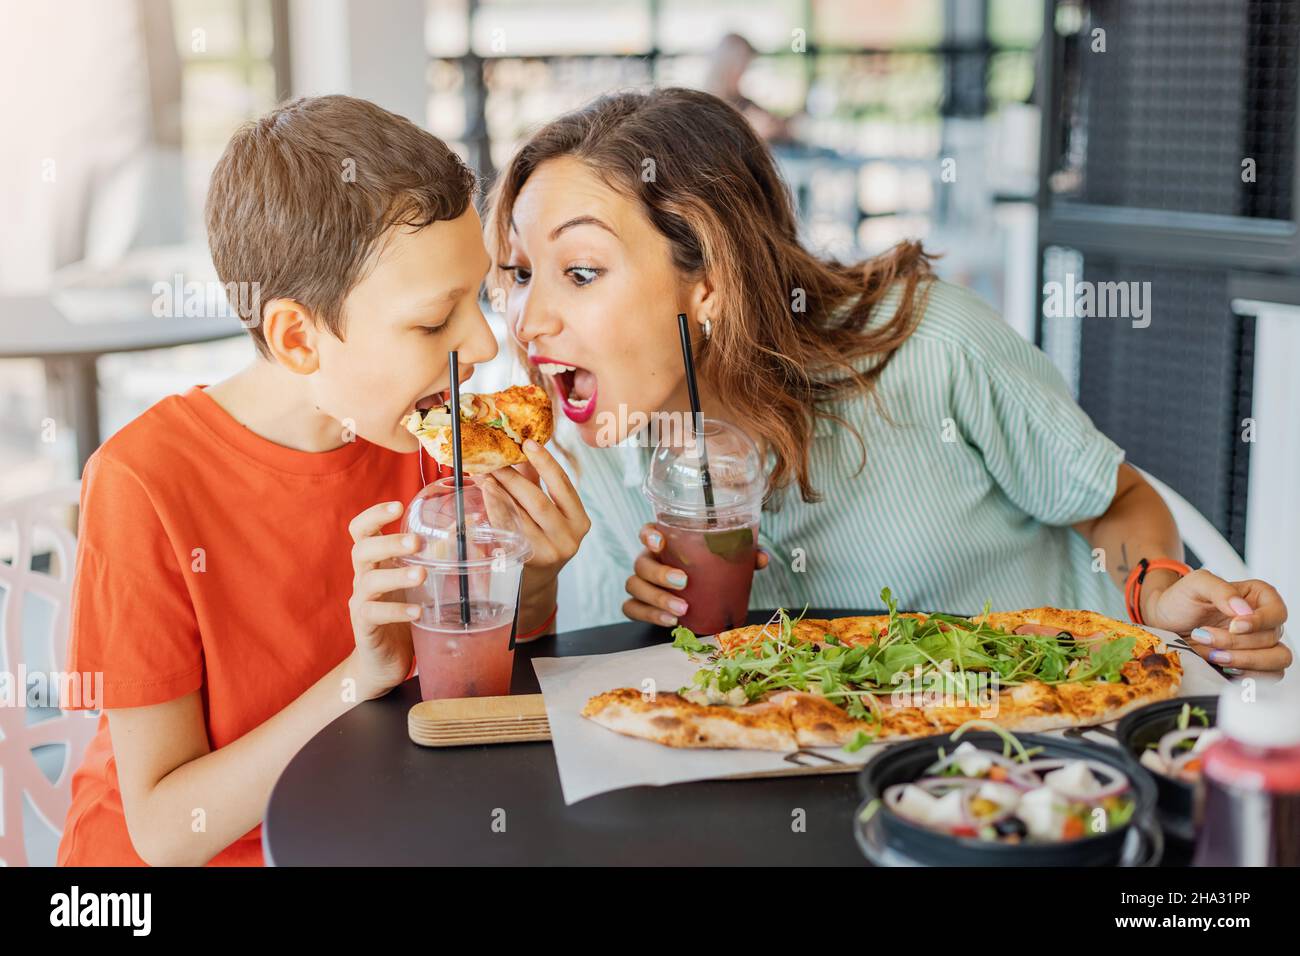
[502,265,531,286]
[567,266,601,286]
[420,325,445,335]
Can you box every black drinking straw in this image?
[447,350,471,626]
[676,313,716,525]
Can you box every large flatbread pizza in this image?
[581,590,1181,752]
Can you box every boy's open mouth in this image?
[415,390,448,412]
[402,388,450,427]
[534,357,598,424]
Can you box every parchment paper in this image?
[533,626,1228,805]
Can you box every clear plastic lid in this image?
[643,417,765,520]
[402,476,532,568]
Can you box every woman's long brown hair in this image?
[486,87,934,504]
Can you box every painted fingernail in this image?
[647,532,663,549]
[388,502,401,514]
[668,598,689,616]
[406,567,422,581]
[407,606,421,618]
[1229,597,1253,615]
[524,439,540,453]
[404,535,419,549]
[1229,618,1251,634]
[1190,628,1212,644]
[1224,667,1244,676]
[1210,650,1232,665]
[667,571,687,588]
[659,613,678,626]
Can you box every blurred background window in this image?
[0,0,288,498]
[428,0,1043,316]
[425,0,1045,430]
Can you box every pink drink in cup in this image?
[644,418,764,635]
[656,516,759,635]
[409,601,517,699]
[401,476,532,700]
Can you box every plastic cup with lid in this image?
[642,417,765,635]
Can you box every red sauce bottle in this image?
[1193,686,1300,866]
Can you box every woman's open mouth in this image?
[534,357,598,423]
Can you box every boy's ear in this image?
[262,298,321,373]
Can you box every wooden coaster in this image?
[409,694,551,747]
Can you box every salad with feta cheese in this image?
[861,721,1136,843]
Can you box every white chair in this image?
[1135,466,1250,581]
[0,482,98,867]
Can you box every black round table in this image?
[264,609,875,866]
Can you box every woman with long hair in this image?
[484,87,1289,675]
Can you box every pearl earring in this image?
[702,318,712,339]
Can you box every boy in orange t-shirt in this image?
[57,96,589,866]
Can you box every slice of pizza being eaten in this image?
[401,384,554,475]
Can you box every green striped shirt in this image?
[562,279,1127,627]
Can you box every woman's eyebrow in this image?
[547,215,617,240]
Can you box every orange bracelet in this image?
[512,604,558,646]
[1124,558,1192,625]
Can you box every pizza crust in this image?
[581,688,799,750]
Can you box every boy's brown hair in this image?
[205,95,477,359]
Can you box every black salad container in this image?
[854,731,1162,866]
[1115,696,1218,846]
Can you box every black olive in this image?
[994,816,1028,839]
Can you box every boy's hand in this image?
[481,439,590,586]
[347,500,423,700]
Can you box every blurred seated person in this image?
[702,33,802,144]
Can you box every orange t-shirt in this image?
[57,384,444,866]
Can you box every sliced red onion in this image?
[1021,758,1072,772]
[1023,758,1129,801]
[1158,727,1205,770]
[1005,767,1044,790]
[914,776,986,791]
